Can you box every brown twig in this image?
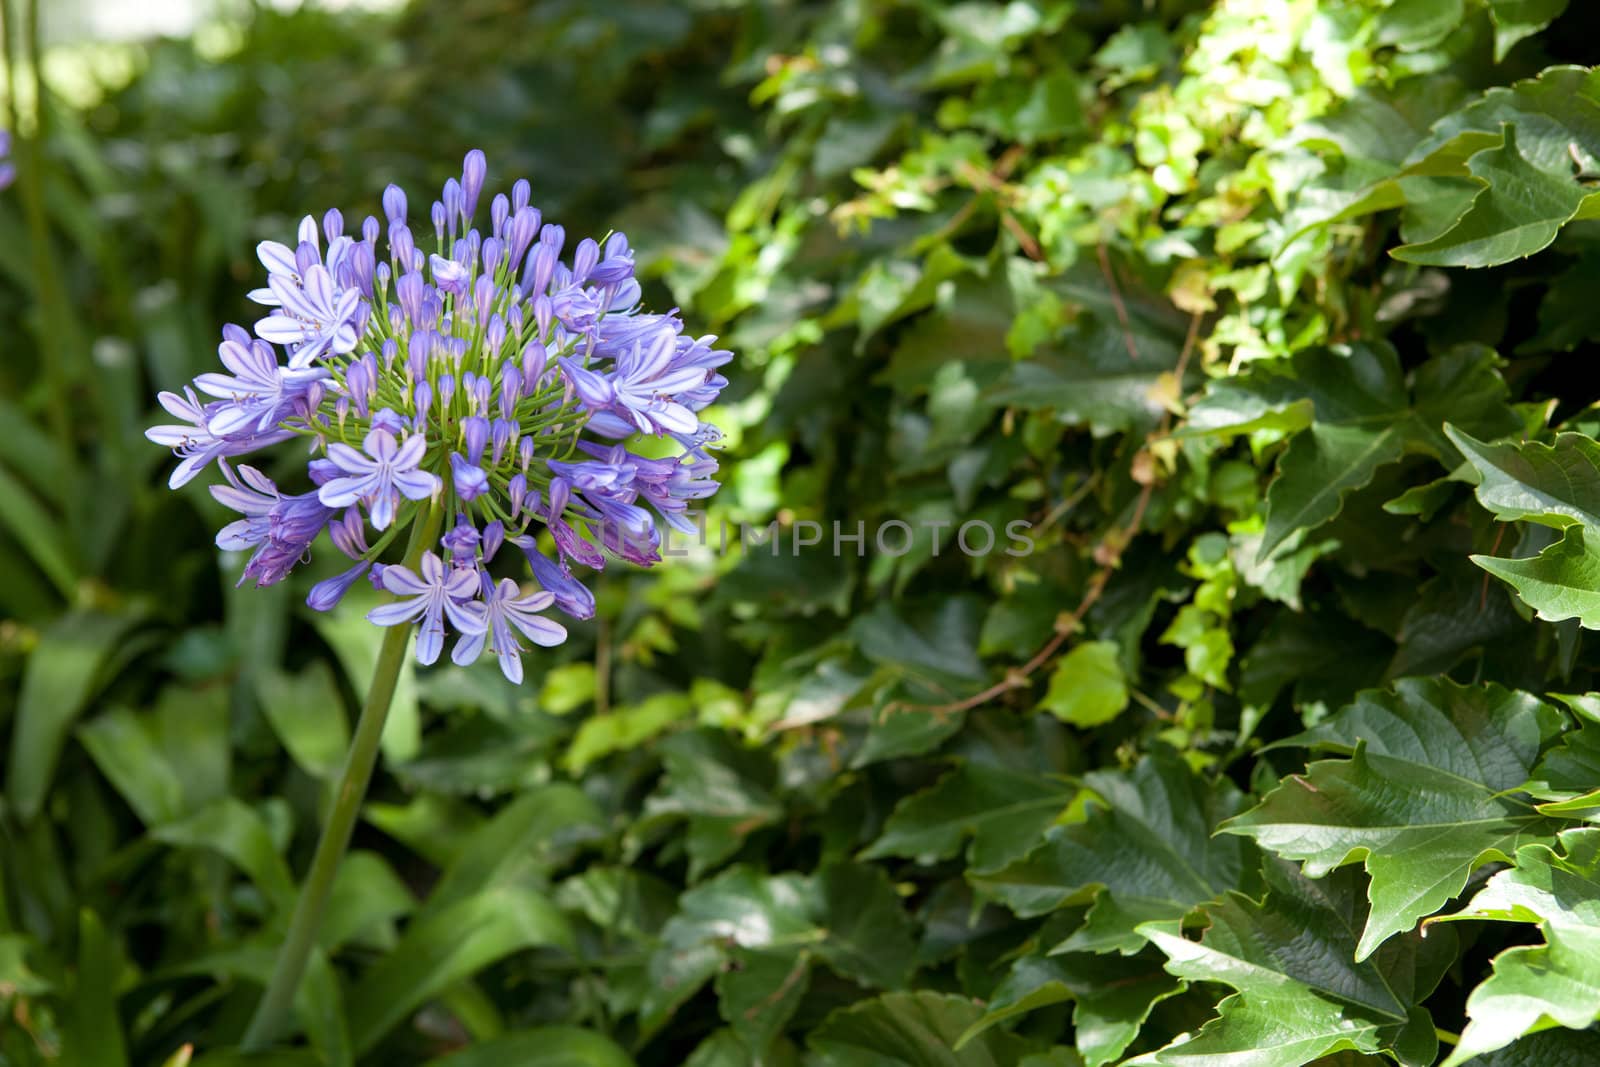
[1098,242,1141,363]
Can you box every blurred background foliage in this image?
[5,0,1600,1064]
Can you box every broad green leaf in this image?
[645,862,914,1040]
[987,317,1184,436]
[151,798,296,912]
[424,1026,635,1067]
[319,851,414,952]
[1447,427,1600,529]
[8,610,143,822]
[973,749,1257,953]
[1131,864,1454,1067]
[862,761,1073,872]
[1393,124,1600,267]
[809,991,1037,1067]
[644,866,817,1032]
[63,910,127,1067]
[1433,830,1600,1065]
[1186,344,1513,558]
[257,662,350,779]
[1474,525,1600,628]
[78,686,229,826]
[418,783,605,921]
[1227,678,1564,957]
[310,596,420,763]
[638,731,782,878]
[345,885,574,1054]
[1488,0,1572,61]
[1038,642,1128,727]
[961,952,1180,1066]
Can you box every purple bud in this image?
[508,214,540,274]
[442,515,481,564]
[499,363,522,418]
[474,274,495,326]
[323,209,345,244]
[371,407,404,435]
[414,379,433,424]
[352,242,377,299]
[482,520,505,562]
[442,179,462,236]
[572,238,599,285]
[362,215,380,245]
[521,340,547,392]
[431,200,446,241]
[451,453,489,502]
[486,315,507,357]
[508,474,528,517]
[533,294,554,340]
[520,540,596,620]
[491,194,510,238]
[396,271,426,324]
[389,224,416,270]
[512,179,531,212]
[519,436,535,472]
[295,240,320,275]
[308,562,371,612]
[376,261,392,294]
[308,458,340,486]
[492,417,514,465]
[368,563,387,590]
[329,507,369,557]
[381,338,398,369]
[383,184,407,224]
[438,373,456,409]
[461,149,487,219]
[481,237,504,278]
[461,415,490,463]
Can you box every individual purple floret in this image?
[145,150,729,683]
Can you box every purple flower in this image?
[211,465,336,587]
[148,150,729,683]
[366,552,486,665]
[317,428,440,530]
[0,130,14,191]
[450,576,566,683]
[194,334,326,436]
[255,264,363,368]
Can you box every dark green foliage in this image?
[7,0,1600,1064]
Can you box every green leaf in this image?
[1038,642,1128,727]
[1433,829,1600,1065]
[862,761,1073,873]
[1263,423,1407,561]
[1226,678,1563,958]
[257,662,350,779]
[639,731,782,878]
[423,1026,635,1067]
[1447,427,1600,529]
[1394,122,1600,267]
[809,991,1038,1067]
[1131,863,1454,1067]
[151,798,296,912]
[973,750,1258,953]
[961,953,1180,1066]
[63,910,128,1067]
[1488,0,1571,61]
[8,610,143,822]
[345,885,574,1054]
[1475,525,1600,628]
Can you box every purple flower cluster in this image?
[147,151,729,681]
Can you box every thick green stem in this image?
[241,503,443,1049]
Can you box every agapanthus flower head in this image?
[147,151,729,682]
